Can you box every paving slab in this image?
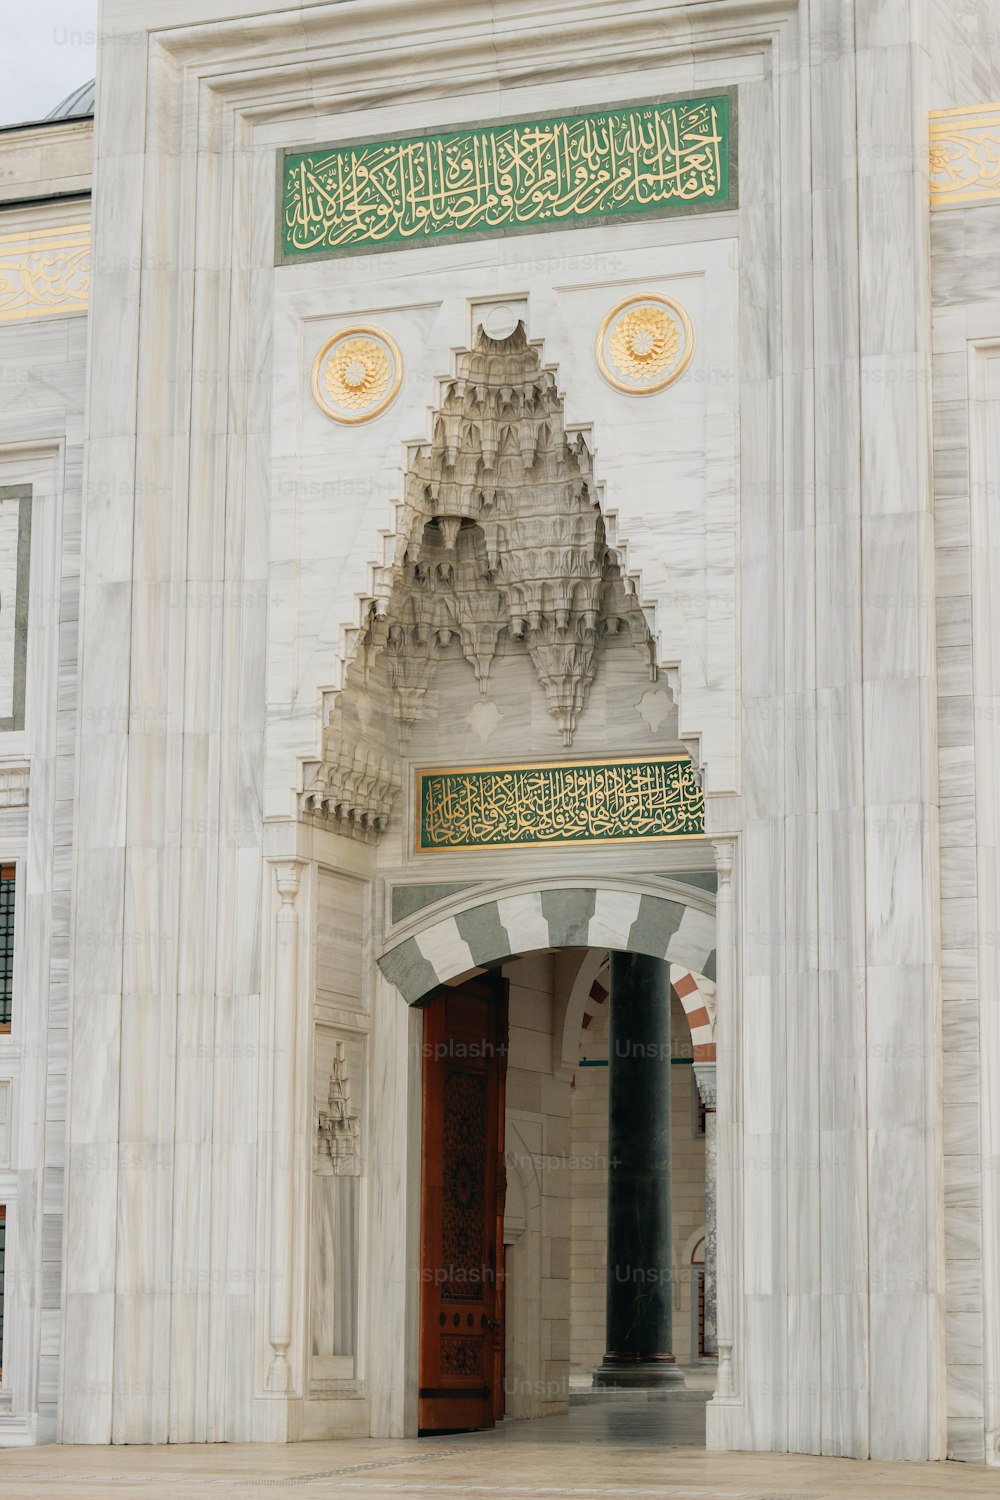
[0,1404,995,1500]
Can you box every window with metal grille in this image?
[0,865,14,1030]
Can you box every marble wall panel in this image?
[0,333,83,1441]
[931,191,1000,1464]
[315,872,365,1013]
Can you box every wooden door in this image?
[419,972,508,1433]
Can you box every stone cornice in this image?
[145,0,791,100]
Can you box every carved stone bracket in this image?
[693,1061,717,1110]
[299,739,401,836]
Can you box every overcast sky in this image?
[0,2,98,127]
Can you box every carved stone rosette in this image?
[310,325,403,423]
[595,294,695,395]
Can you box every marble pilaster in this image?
[707,837,736,1408]
[266,860,303,1393]
[693,1062,717,1358]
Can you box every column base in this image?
[592,1358,685,1389]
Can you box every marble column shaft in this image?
[595,951,680,1384]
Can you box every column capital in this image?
[270,858,305,904]
[693,1061,717,1109]
[712,835,736,882]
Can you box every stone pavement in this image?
[0,1404,994,1498]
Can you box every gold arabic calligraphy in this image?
[419,759,704,850]
[282,97,730,257]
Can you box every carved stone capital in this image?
[273,860,302,905]
[693,1061,717,1110]
[713,835,736,884]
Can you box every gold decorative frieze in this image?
[0,222,89,321]
[596,293,694,394]
[417,756,704,852]
[280,92,734,261]
[929,102,1000,205]
[310,325,403,423]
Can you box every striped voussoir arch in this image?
[580,964,609,1036]
[578,955,716,1061]
[377,886,716,1060]
[670,964,716,1061]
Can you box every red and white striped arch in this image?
[578,955,716,1062]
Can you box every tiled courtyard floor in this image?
[0,1403,994,1498]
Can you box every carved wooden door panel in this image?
[419,973,507,1433]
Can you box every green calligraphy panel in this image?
[417,757,704,852]
[280,93,734,261]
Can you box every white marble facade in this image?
[0,0,996,1472]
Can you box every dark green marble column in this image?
[593,951,683,1387]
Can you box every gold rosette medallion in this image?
[595,293,694,395]
[311,325,403,423]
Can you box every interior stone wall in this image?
[671,1029,709,1366]
[568,1043,607,1376]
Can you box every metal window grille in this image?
[0,866,14,1029]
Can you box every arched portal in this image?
[371,877,718,1436]
[289,312,724,1444]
